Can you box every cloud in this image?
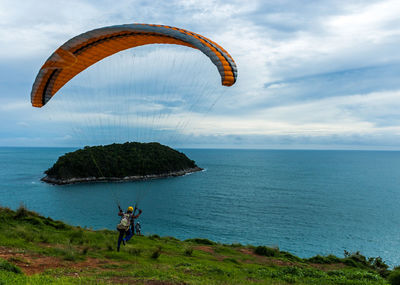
[16,122,29,127]
[0,0,400,148]
[0,101,30,111]
[0,0,102,59]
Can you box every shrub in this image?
[343,258,358,268]
[327,270,345,277]
[81,247,89,255]
[184,247,193,256]
[53,221,69,230]
[281,266,303,276]
[280,251,303,262]
[223,258,240,264]
[306,254,341,264]
[151,246,162,259]
[254,246,279,257]
[175,262,191,267]
[302,268,326,278]
[0,259,22,274]
[14,204,29,219]
[39,233,50,243]
[163,236,179,242]
[24,216,44,226]
[349,251,368,266]
[16,227,35,242]
[370,256,389,277]
[282,275,297,283]
[51,246,80,262]
[150,234,160,240]
[69,230,84,244]
[208,267,225,275]
[63,252,78,261]
[185,238,215,245]
[43,218,70,230]
[62,247,83,262]
[342,251,389,276]
[128,248,141,256]
[389,270,400,285]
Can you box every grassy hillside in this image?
[0,206,399,284]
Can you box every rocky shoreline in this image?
[41,167,203,185]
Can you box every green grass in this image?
[0,258,22,274]
[0,205,395,284]
[388,270,400,285]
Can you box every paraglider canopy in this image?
[31,23,237,107]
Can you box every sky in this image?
[1,0,400,149]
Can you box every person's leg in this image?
[117,230,124,251]
[124,227,134,242]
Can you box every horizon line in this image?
[2,145,400,151]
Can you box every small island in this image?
[42,142,202,185]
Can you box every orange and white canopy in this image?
[31,23,237,107]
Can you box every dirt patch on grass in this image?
[237,248,297,267]
[0,246,119,275]
[265,258,296,267]
[194,245,214,254]
[309,262,347,271]
[147,280,181,284]
[239,248,258,257]
[0,247,65,275]
[101,277,183,285]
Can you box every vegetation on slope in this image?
[1,205,399,284]
[44,142,200,181]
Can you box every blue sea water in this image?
[1,147,400,266]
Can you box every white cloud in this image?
[31,90,400,140]
[247,1,400,83]
[16,121,29,127]
[0,0,103,58]
[177,90,400,137]
[327,0,400,43]
[0,101,30,111]
[1,0,400,148]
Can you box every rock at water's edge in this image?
[42,167,203,185]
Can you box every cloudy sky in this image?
[1,0,400,149]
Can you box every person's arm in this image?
[133,209,142,219]
[118,204,123,216]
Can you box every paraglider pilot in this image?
[116,205,142,251]
[123,205,142,243]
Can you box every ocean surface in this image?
[1,147,400,266]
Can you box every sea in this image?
[1,147,400,266]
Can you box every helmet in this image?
[127,206,134,212]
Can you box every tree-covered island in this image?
[42,142,202,185]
